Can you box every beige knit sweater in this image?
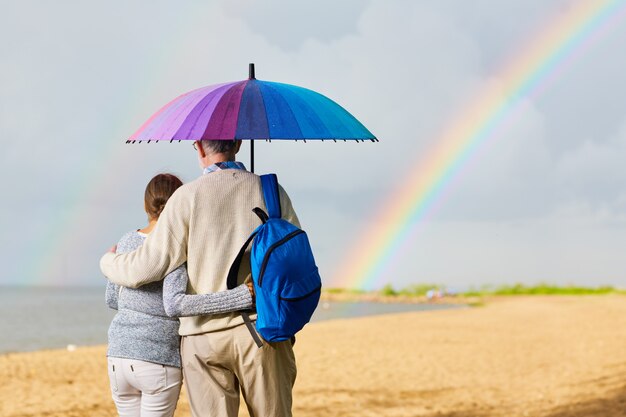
[100,169,299,336]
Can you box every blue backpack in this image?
[227,174,322,345]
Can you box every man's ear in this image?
[234,140,242,154]
[196,141,206,158]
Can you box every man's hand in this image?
[244,276,255,304]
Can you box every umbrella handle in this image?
[250,140,254,174]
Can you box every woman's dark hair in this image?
[144,173,183,220]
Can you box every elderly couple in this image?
[100,140,299,417]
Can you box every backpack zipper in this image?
[258,229,305,286]
[280,284,322,301]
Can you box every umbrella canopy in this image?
[128,64,376,143]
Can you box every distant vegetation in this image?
[323,283,450,300]
[463,283,625,296]
[324,287,366,295]
[324,283,626,298]
[379,283,446,297]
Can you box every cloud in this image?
[221,0,370,52]
[554,120,626,206]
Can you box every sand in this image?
[1,295,626,417]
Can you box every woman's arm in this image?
[162,264,253,317]
[105,281,120,310]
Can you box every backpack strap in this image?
[226,230,264,348]
[226,231,257,290]
[225,207,269,290]
[260,174,281,219]
[241,311,263,348]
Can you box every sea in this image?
[0,286,461,354]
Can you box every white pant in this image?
[107,357,182,417]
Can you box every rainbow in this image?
[23,2,218,286]
[333,0,626,290]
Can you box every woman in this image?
[105,173,253,417]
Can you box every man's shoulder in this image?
[190,170,261,187]
[169,171,262,207]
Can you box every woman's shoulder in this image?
[116,230,146,254]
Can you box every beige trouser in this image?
[181,323,297,417]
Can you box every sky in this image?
[1,0,626,290]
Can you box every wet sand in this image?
[1,295,625,417]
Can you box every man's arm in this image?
[100,190,189,288]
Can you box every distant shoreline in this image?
[320,290,473,305]
[321,284,626,306]
[0,283,622,294]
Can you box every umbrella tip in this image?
[249,63,255,80]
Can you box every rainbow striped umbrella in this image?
[128,64,376,171]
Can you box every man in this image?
[100,139,299,417]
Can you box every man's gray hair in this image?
[200,140,239,155]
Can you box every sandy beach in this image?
[1,295,625,417]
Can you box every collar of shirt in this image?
[203,161,247,175]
